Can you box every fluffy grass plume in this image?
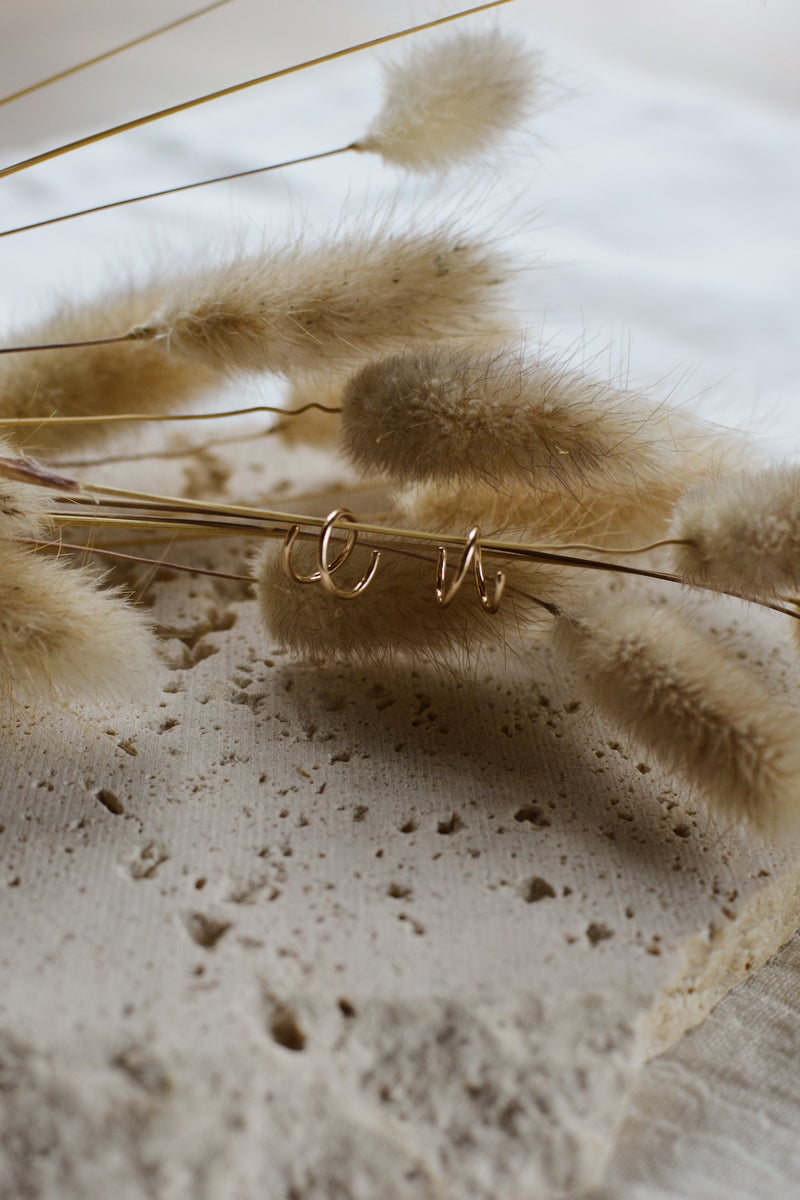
[137,225,506,376]
[257,528,564,665]
[340,344,708,494]
[555,597,800,831]
[671,464,800,597]
[0,439,50,536]
[0,286,219,454]
[0,544,160,704]
[0,440,159,703]
[410,415,748,548]
[354,28,537,172]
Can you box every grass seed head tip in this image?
[555,598,800,833]
[670,464,800,597]
[356,28,539,172]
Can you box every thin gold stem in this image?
[539,536,688,555]
[18,537,254,583]
[0,402,342,425]
[0,334,136,356]
[0,146,352,238]
[40,497,800,621]
[0,0,515,180]
[49,511,277,536]
[0,0,236,108]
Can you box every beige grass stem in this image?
[0,0,235,108]
[0,147,353,239]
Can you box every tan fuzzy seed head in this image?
[0,544,160,705]
[142,225,506,378]
[256,532,562,667]
[555,597,800,832]
[0,438,49,537]
[356,29,538,172]
[0,285,219,454]
[671,464,800,597]
[340,344,693,493]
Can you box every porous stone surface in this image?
[2,435,800,1196]
[0,993,638,1200]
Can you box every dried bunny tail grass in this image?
[410,413,750,549]
[354,28,538,172]
[0,543,160,704]
[256,532,564,666]
[136,223,508,377]
[554,596,800,832]
[0,284,220,454]
[409,479,678,547]
[340,343,712,494]
[0,438,50,537]
[412,479,692,548]
[670,463,800,597]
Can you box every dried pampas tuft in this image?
[0,287,220,454]
[0,441,160,703]
[670,464,800,598]
[257,522,564,664]
[555,597,800,831]
[0,441,50,536]
[134,225,507,378]
[340,343,702,493]
[354,28,537,171]
[0,543,159,704]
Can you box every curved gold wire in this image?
[474,550,506,614]
[436,526,505,612]
[436,529,477,607]
[281,517,356,584]
[281,509,380,598]
[317,510,381,599]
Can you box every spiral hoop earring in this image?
[282,509,381,599]
[436,526,505,613]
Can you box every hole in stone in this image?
[513,805,551,828]
[586,922,614,946]
[184,911,230,949]
[521,876,556,903]
[96,788,124,815]
[269,1006,306,1051]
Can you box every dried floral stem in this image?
[0,0,515,180]
[37,492,800,620]
[1,23,537,237]
[0,402,341,426]
[0,147,354,239]
[0,455,788,618]
[0,334,136,356]
[0,0,235,108]
[19,538,255,583]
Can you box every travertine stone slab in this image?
[2,484,799,1196]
